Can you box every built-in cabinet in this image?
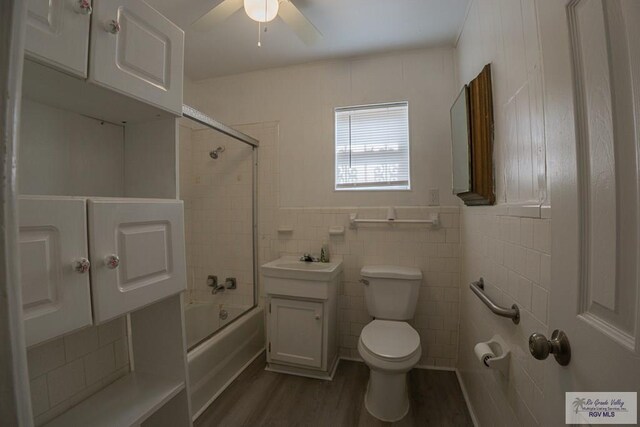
[25,0,91,77]
[89,0,184,115]
[19,1,191,425]
[19,197,92,348]
[19,197,186,348]
[88,199,186,322]
[24,0,184,115]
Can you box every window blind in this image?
[335,102,410,190]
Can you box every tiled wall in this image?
[27,317,129,425]
[456,0,547,207]
[455,0,553,425]
[183,48,465,366]
[459,208,550,425]
[267,206,462,367]
[179,121,258,308]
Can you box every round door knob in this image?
[105,254,120,269]
[75,0,92,15]
[74,257,91,273]
[106,19,121,34]
[528,329,571,366]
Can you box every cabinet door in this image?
[269,298,323,368]
[25,0,91,78]
[88,199,186,322]
[19,197,92,347]
[89,0,184,115]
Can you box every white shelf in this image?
[44,373,185,427]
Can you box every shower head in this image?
[209,146,225,159]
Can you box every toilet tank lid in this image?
[361,265,422,280]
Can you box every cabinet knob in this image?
[106,19,121,34]
[105,254,120,269]
[315,314,321,320]
[74,257,91,274]
[75,0,92,15]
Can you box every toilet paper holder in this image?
[474,334,510,378]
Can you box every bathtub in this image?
[186,304,265,420]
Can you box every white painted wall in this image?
[19,99,124,197]
[185,48,459,208]
[455,0,552,425]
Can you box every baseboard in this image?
[455,369,479,427]
[339,357,456,372]
[415,364,456,371]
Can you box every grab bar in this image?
[470,278,520,324]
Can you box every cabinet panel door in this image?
[88,199,186,322]
[89,0,184,115]
[25,0,91,77]
[19,197,92,347]
[269,298,323,368]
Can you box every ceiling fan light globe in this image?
[244,0,279,23]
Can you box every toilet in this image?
[357,265,422,422]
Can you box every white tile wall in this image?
[182,48,466,365]
[456,0,554,425]
[459,207,551,426]
[455,0,547,207]
[27,317,130,425]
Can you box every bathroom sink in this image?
[261,256,343,281]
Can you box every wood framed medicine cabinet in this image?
[450,64,495,205]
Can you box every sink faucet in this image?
[300,253,319,262]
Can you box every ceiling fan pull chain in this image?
[258,21,262,47]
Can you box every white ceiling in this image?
[147,0,470,81]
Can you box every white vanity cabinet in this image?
[262,257,342,380]
[18,196,187,346]
[19,197,92,347]
[269,298,324,368]
[25,0,92,78]
[88,199,186,322]
[89,0,184,115]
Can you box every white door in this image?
[538,0,640,425]
[19,197,92,347]
[88,199,186,323]
[25,0,91,78]
[269,298,323,368]
[88,0,184,115]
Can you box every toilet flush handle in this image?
[359,279,369,286]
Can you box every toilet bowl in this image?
[358,320,421,421]
[357,265,423,422]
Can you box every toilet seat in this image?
[360,320,420,362]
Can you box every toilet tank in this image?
[361,266,422,320]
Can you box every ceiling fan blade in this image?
[192,0,244,32]
[278,0,322,45]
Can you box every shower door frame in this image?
[182,104,260,310]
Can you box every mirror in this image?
[450,86,471,194]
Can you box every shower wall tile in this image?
[27,319,130,426]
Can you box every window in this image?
[335,102,410,191]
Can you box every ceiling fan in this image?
[192,0,322,46]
